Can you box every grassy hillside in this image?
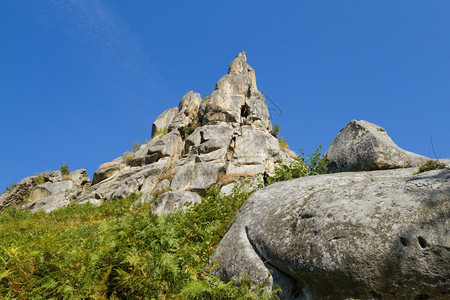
[0,187,276,299]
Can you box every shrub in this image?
[202,96,209,103]
[60,163,70,176]
[414,160,447,174]
[272,124,280,137]
[33,172,47,185]
[122,151,134,166]
[267,144,329,184]
[152,127,169,140]
[278,137,289,151]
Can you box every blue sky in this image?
[1,1,449,189]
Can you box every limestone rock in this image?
[325,120,429,172]
[227,125,287,175]
[169,91,201,131]
[23,190,79,213]
[150,190,201,216]
[152,107,178,138]
[69,169,91,188]
[228,51,257,89]
[213,167,450,299]
[29,181,75,202]
[171,162,224,193]
[131,131,183,168]
[184,122,235,164]
[92,162,123,185]
[0,176,35,210]
[45,171,62,183]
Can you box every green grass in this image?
[0,187,276,299]
[414,159,447,174]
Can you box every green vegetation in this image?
[33,172,47,186]
[60,163,70,176]
[4,182,17,193]
[202,96,209,103]
[0,143,330,298]
[278,137,289,151]
[122,152,135,166]
[272,124,280,138]
[414,159,447,174]
[152,127,169,141]
[267,145,329,184]
[0,187,276,299]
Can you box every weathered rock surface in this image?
[171,162,224,194]
[0,176,35,210]
[152,107,178,138]
[69,169,91,188]
[213,167,450,299]
[150,191,202,216]
[325,120,429,172]
[29,180,75,202]
[92,162,124,185]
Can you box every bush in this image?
[122,151,134,166]
[60,163,70,176]
[414,160,447,174]
[152,127,169,140]
[33,172,47,185]
[272,124,280,137]
[278,137,289,151]
[267,144,329,184]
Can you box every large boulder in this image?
[152,107,178,138]
[29,180,75,202]
[69,169,91,188]
[150,190,202,216]
[23,190,79,213]
[92,162,124,185]
[227,125,288,175]
[131,131,183,168]
[213,167,450,299]
[171,162,224,193]
[325,120,429,172]
[169,91,201,131]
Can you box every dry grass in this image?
[217,172,254,187]
[160,171,176,181]
[99,161,117,169]
[278,138,289,151]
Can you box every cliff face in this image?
[2,52,292,213]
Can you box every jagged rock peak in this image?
[227,51,257,89]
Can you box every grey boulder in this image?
[29,180,75,202]
[69,169,91,188]
[152,107,178,138]
[150,190,201,216]
[325,120,429,172]
[213,167,450,299]
[171,162,224,193]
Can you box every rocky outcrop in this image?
[212,167,450,299]
[0,168,90,212]
[152,107,178,138]
[325,120,429,172]
[70,52,291,213]
[0,176,35,210]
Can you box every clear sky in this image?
[1,1,449,189]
